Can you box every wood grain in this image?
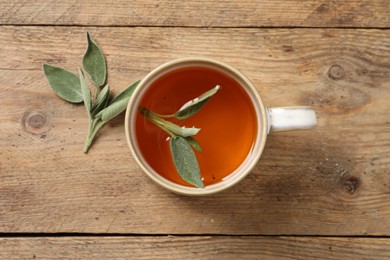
[1,26,390,235]
[0,0,389,28]
[1,236,390,259]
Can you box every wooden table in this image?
[1,1,390,258]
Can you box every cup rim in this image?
[125,57,268,195]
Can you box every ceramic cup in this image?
[125,57,316,196]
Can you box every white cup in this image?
[125,57,316,195]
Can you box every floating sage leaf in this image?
[184,136,202,153]
[78,68,92,117]
[170,136,204,188]
[95,80,140,122]
[161,121,200,137]
[43,64,82,103]
[140,108,200,137]
[178,126,201,137]
[91,84,110,118]
[154,116,201,137]
[83,32,106,88]
[175,85,220,119]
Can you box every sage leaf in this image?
[178,126,201,137]
[78,68,92,117]
[91,84,110,118]
[162,121,200,137]
[83,32,106,88]
[175,85,220,119]
[96,99,127,123]
[141,108,200,137]
[170,136,204,188]
[43,64,82,103]
[95,80,140,123]
[184,136,202,152]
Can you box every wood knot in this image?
[23,111,51,135]
[343,177,360,194]
[328,64,345,80]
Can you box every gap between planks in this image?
[0,233,389,238]
[0,24,390,30]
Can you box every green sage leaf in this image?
[91,84,110,118]
[95,80,140,123]
[175,85,220,119]
[95,98,127,123]
[178,126,201,137]
[82,32,106,88]
[140,108,200,137]
[78,68,92,117]
[170,136,204,188]
[184,136,202,153]
[43,64,82,103]
[162,121,200,137]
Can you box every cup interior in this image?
[125,57,268,195]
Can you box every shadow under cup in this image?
[125,58,268,195]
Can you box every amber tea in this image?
[135,65,257,187]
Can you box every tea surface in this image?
[135,66,257,187]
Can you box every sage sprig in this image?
[140,86,220,188]
[43,32,140,153]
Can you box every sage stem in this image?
[83,119,105,153]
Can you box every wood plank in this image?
[0,236,389,259]
[0,0,389,28]
[0,26,390,235]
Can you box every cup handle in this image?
[267,106,317,133]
